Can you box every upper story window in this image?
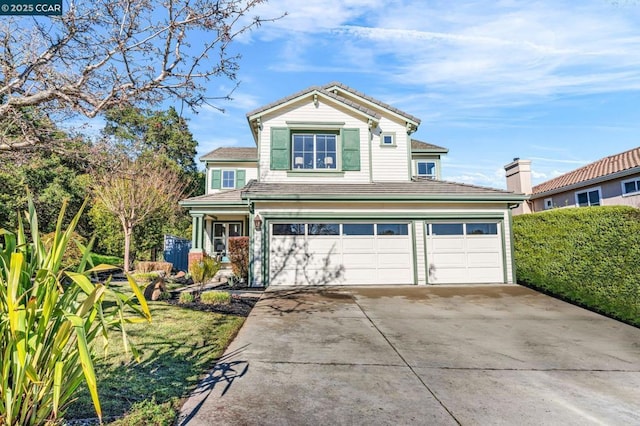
[292,133,337,170]
[271,127,360,172]
[576,188,601,207]
[221,170,236,188]
[381,133,395,146]
[416,161,436,179]
[622,177,640,195]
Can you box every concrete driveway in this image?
[178,285,640,425]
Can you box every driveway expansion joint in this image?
[251,360,408,367]
[352,297,462,426]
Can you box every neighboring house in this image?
[505,147,640,215]
[180,82,526,286]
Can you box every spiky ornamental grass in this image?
[0,197,151,425]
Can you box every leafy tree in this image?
[0,0,281,151]
[93,158,187,272]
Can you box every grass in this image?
[91,253,124,268]
[64,281,245,425]
[200,290,232,305]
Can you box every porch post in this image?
[189,213,205,267]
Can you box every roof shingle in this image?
[411,139,449,152]
[532,146,640,195]
[200,147,258,162]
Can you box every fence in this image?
[163,235,191,272]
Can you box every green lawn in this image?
[64,283,245,425]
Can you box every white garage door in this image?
[269,222,413,285]
[426,222,504,284]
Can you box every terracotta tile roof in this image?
[411,139,448,153]
[246,85,381,120]
[532,146,640,195]
[242,179,521,200]
[324,82,422,125]
[200,147,258,162]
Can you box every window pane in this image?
[383,135,393,144]
[624,181,637,194]
[316,134,337,169]
[577,192,589,207]
[432,223,464,235]
[308,223,340,235]
[588,190,600,206]
[466,223,498,235]
[377,223,408,235]
[343,223,374,236]
[222,170,235,188]
[417,162,435,177]
[272,224,305,236]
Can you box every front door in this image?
[213,222,242,262]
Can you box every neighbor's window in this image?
[576,188,601,207]
[622,178,640,195]
[544,198,553,210]
[221,170,235,189]
[272,224,305,236]
[416,161,436,179]
[292,133,337,170]
[376,223,409,236]
[381,133,395,145]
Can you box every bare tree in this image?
[94,158,187,272]
[0,0,281,150]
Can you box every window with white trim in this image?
[292,133,337,170]
[416,161,436,179]
[622,177,640,195]
[381,133,395,146]
[544,198,553,210]
[221,170,235,189]
[576,188,601,207]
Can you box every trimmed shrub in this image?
[228,236,249,281]
[513,206,640,326]
[179,292,195,304]
[200,290,231,305]
[136,261,173,275]
[189,255,221,291]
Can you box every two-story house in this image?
[180,83,526,286]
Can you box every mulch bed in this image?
[166,293,260,317]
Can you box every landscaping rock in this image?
[143,277,167,301]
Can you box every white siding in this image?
[414,221,426,285]
[371,116,411,182]
[259,99,371,183]
[206,162,258,194]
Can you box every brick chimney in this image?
[504,158,532,215]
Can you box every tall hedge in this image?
[513,206,640,326]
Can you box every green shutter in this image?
[270,127,290,170]
[341,128,360,171]
[236,169,246,188]
[211,169,221,189]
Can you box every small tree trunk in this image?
[123,226,133,273]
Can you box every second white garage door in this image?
[269,222,413,285]
[426,222,504,284]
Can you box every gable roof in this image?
[532,146,640,195]
[199,147,258,162]
[324,82,421,126]
[242,179,524,202]
[411,139,449,153]
[246,85,381,122]
[179,188,246,207]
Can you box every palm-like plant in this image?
[0,198,151,425]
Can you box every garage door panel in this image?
[426,222,505,284]
[343,237,376,252]
[270,223,413,285]
[432,238,465,250]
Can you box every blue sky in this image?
[178,1,640,189]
